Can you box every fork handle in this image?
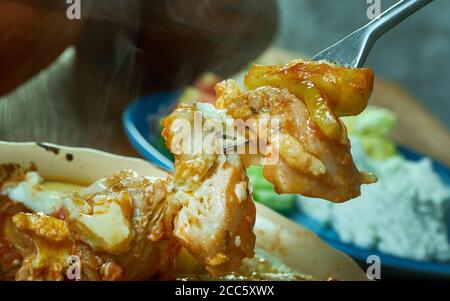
[366,0,434,39]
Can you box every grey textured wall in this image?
[275,0,449,128]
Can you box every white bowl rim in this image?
[0,141,368,280]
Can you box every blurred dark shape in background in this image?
[1,0,277,96]
[75,0,278,122]
[0,0,277,152]
[0,0,80,95]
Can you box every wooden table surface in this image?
[1,47,450,167]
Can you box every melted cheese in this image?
[2,172,66,215]
[2,172,133,255]
[73,201,132,254]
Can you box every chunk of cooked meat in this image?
[215,80,377,202]
[13,212,73,281]
[243,59,374,139]
[163,103,256,275]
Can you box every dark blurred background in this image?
[276,0,449,128]
[0,0,278,153]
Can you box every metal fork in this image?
[224,0,434,151]
[312,0,434,68]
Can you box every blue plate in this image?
[123,91,450,279]
[123,91,179,171]
[288,148,450,279]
